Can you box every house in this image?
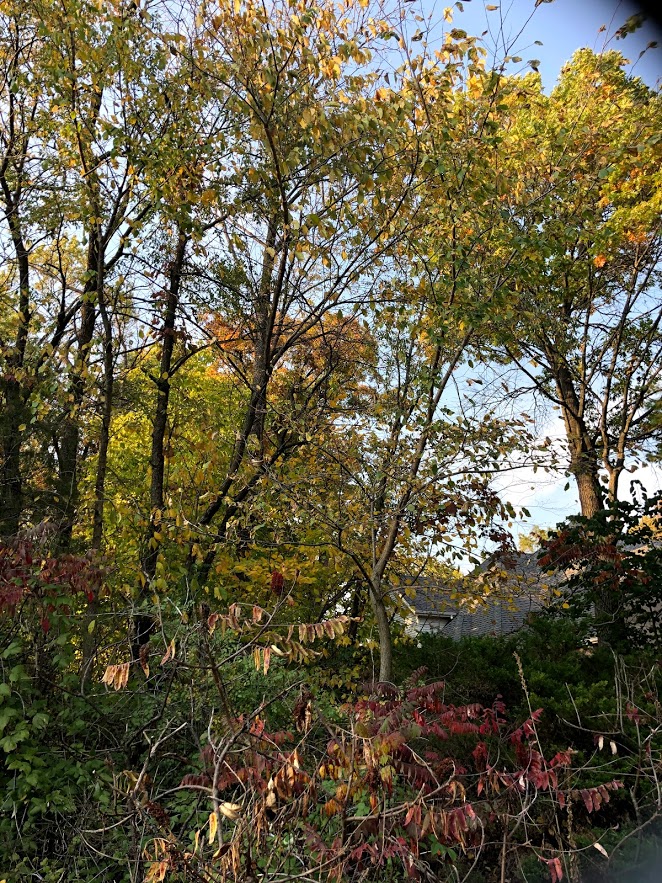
[398,551,560,640]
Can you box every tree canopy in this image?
[1,2,661,881]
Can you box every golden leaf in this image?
[115,662,130,690]
[144,860,168,883]
[101,661,130,690]
[208,810,217,844]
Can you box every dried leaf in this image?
[160,638,176,666]
[101,661,130,691]
[139,644,150,678]
[208,810,217,844]
[219,802,242,820]
[144,860,168,882]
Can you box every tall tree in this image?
[170,0,423,597]
[0,6,49,535]
[487,50,662,515]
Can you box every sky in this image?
[424,0,662,91]
[418,1,662,544]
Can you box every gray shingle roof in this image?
[400,552,558,639]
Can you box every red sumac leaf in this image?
[546,856,563,882]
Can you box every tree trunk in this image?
[141,232,186,584]
[92,267,111,548]
[369,581,393,683]
[0,205,30,537]
[0,372,26,537]
[134,232,186,661]
[186,221,279,586]
[83,270,112,682]
[574,464,604,519]
[57,235,101,548]
[553,361,604,518]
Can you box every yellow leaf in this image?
[208,810,217,844]
[144,861,168,883]
[593,254,607,268]
[115,662,130,689]
[101,662,130,690]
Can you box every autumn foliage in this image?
[1,0,661,880]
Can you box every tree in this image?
[0,5,53,536]
[0,0,166,542]
[158,0,424,605]
[487,50,662,515]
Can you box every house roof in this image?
[442,593,546,640]
[400,551,559,639]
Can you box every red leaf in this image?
[547,856,563,882]
[581,788,594,812]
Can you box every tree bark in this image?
[82,263,112,682]
[56,235,100,548]
[554,360,604,518]
[133,232,187,661]
[0,197,30,537]
[92,263,111,548]
[573,464,604,519]
[369,582,393,683]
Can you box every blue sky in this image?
[428,0,661,91]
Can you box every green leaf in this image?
[31,713,50,731]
